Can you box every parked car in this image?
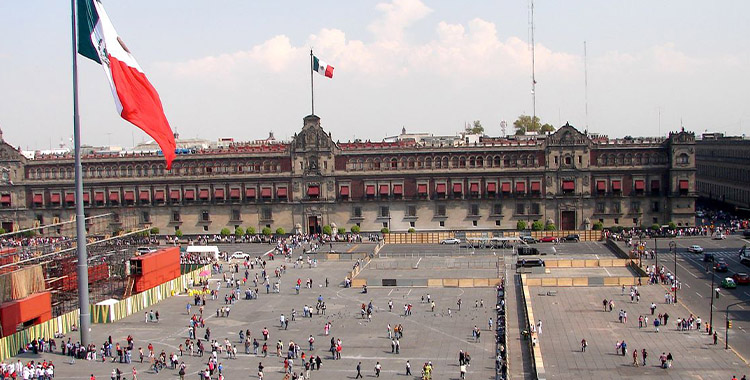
[137,247,156,254]
[539,236,559,243]
[688,245,704,253]
[517,246,540,256]
[713,233,726,240]
[563,234,580,242]
[732,272,750,285]
[520,236,537,244]
[517,258,545,267]
[714,260,729,272]
[440,238,461,245]
[722,277,737,289]
[229,251,250,260]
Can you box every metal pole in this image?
[726,307,730,350]
[71,0,91,345]
[670,241,677,303]
[654,237,658,269]
[310,49,315,116]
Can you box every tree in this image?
[337,227,346,235]
[592,222,603,231]
[150,227,160,235]
[466,120,484,135]
[408,227,416,233]
[516,220,527,230]
[668,221,677,230]
[0,228,6,235]
[261,227,272,236]
[175,229,183,238]
[650,223,661,231]
[234,227,244,236]
[380,227,390,234]
[544,222,557,231]
[246,226,256,235]
[351,225,361,234]
[513,115,555,135]
[531,221,544,231]
[322,225,333,235]
[220,227,231,236]
[275,227,286,235]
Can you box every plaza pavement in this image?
[530,284,749,379]
[14,250,500,380]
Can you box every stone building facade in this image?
[0,116,696,235]
[696,133,750,211]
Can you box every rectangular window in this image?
[612,202,621,213]
[201,211,210,222]
[172,212,180,222]
[141,211,150,223]
[495,220,501,226]
[493,204,503,215]
[203,225,209,231]
[630,202,641,212]
[652,201,660,212]
[380,206,390,218]
[232,209,241,221]
[353,206,362,218]
[407,205,417,217]
[614,218,619,224]
[439,221,445,227]
[469,204,479,216]
[261,207,273,220]
[382,222,388,228]
[409,221,415,228]
[531,203,540,215]
[516,203,525,215]
[472,220,478,227]
[436,205,446,217]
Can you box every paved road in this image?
[640,235,750,363]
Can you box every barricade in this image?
[0,309,79,362]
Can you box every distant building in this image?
[696,133,750,211]
[0,116,696,234]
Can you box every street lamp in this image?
[654,237,658,269]
[671,240,677,302]
[709,266,715,335]
[726,300,750,350]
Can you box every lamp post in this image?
[725,300,750,350]
[709,266,715,335]
[639,233,644,268]
[654,237,658,269]
[670,240,677,303]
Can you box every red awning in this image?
[531,181,541,192]
[170,190,180,200]
[214,188,225,199]
[82,193,90,202]
[245,188,256,198]
[436,183,446,194]
[33,194,43,204]
[94,192,105,202]
[379,185,389,195]
[308,186,320,196]
[417,184,428,194]
[501,182,511,193]
[230,188,242,199]
[453,183,462,193]
[154,190,165,201]
[0,194,10,203]
[124,191,135,201]
[679,180,689,190]
[340,186,350,196]
[65,193,75,203]
[469,183,479,193]
[612,181,621,191]
[487,183,497,193]
[596,180,606,191]
[277,187,287,198]
[139,190,150,201]
[562,181,575,191]
[184,189,195,200]
[393,184,403,195]
[109,192,120,202]
[50,193,61,203]
[634,180,645,190]
[366,185,375,195]
[260,188,272,198]
[651,180,660,189]
[199,189,209,199]
[516,182,526,193]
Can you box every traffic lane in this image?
[665,235,747,250]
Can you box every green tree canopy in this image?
[516,220,527,230]
[220,227,231,236]
[351,225,361,234]
[466,120,484,135]
[261,227,272,236]
[513,115,555,135]
[275,227,286,235]
[531,221,544,231]
[246,226,256,235]
[234,227,245,236]
[322,225,333,235]
[175,229,183,238]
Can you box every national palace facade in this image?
[0,115,697,235]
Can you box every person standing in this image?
[580,339,587,352]
[355,362,363,379]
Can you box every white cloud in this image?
[368,0,433,43]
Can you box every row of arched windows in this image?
[596,153,667,167]
[26,160,282,180]
[346,154,538,172]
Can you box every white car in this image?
[440,238,461,245]
[713,234,726,240]
[688,245,704,253]
[229,251,250,260]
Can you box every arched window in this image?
[459,156,466,168]
[451,156,459,168]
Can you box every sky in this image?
[1,0,749,150]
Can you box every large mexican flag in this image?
[77,0,176,169]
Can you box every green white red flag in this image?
[77,0,176,169]
[312,55,334,78]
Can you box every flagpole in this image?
[71,0,92,346]
[310,49,315,116]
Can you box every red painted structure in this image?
[0,291,52,338]
[130,246,180,293]
[48,261,109,292]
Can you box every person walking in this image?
[713,331,718,345]
[355,362,363,379]
[641,349,648,367]
[374,362,381,377]
[460,363,467,379]
[405,360,411,376]
[632,348,639,366]
[581,339,587,352]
